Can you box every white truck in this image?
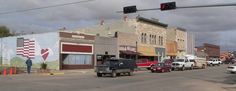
[185,55,207,69]
[207,58,221,66]
[172,58,195,71]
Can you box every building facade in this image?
[0,31,97,70]
[187,32,195,55]
[75,16,168,62]
[127,17,167,62]
[94,36,118,66]
[167,27,187,58]
[60,32,95,69]
[116,32,138,60]
[196,43,220,60]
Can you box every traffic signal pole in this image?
[120,3,236,14]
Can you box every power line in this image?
[0,0,95,15]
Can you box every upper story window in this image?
[141,33,144,43]
[149,34,152,44]
[154,35,156,44]
[158,36,163,46]
[144,33,147,44]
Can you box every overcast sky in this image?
[0,0,236,51]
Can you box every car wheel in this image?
[97,73,102,77]
[116,73,121,76]
[147,65,154,70]
[181,66,185,71]
[190,65,194,70]
[111,70,117,78]
[210,63,213,66]
[168,68,172,72]
[151,70,155,73]
[128,71,134,76]
[161,69,165,73]
[202,64,206,69]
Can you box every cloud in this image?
[0,0,236,50]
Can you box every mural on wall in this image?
[41,48,50,61]
[0,32,60,70]
[16,38,35,59]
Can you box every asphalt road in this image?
[0,64,236,91]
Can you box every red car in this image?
[136,59,158,70]
[163,59,174,65]
[151,63,172,73]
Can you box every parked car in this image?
[207,58,221,66]
[136,59,158,70]
[223,59,235,64]
[172,58,195,71]
[151,63,172,73]
[227,65,236,74]
[163,59,174,65]
[95,58,137,77]
[190,58,207,69]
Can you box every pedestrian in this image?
[25,58,32,74]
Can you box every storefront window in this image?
[63,54,92,65]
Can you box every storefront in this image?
[138,46,158,61]
[59,32,95,69]
[94,36,118,65]
[155,48,166,62]
[166,41,177,59]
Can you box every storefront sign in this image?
[72,35,85,39]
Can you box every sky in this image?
[0,0,236,51]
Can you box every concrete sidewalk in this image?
[0,68,151,77]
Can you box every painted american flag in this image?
[16,38,35,59]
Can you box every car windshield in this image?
[174,59,184,62]
[155,63,164,66]
[103,61,110,65]
[136,59,147,63]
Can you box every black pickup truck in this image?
[95,58,137,77]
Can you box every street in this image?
[0,65,235,91]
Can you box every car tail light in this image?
[157,67,161,69]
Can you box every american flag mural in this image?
[16,38,35,59]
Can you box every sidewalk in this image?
[0,68,151,77]
[50,69,96,76]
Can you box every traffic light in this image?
[160,2,176,11]
[123,6,137,14]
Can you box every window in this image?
[158,36,163,46]
[63,54,92,65]
[154,35,156,44]
[149,34,152,44]
[141,33,144,43]
[144,33,147,44]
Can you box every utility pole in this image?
[0,37,2,65]
[136,41,138,61]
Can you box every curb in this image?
[39,72,65,76]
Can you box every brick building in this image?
[196,43,220,60]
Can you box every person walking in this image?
[25,58,32,74]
